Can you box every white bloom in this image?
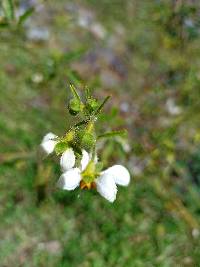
[96,173,117,202]
[57,149,130,203]
[80,149,98,171]
[57,168,81,190]
[57,150,90,190]
[80,149,90,171]
[60,148,76,172]
[40,132,57,155]
[103,165,130,186]
[96,165,130,202]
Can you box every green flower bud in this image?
[86,98,99,113]
[81,132,96,151]
[68,98,81,116]
[76,128,96,151]
[74,120,96,151]
[65,130,75,143]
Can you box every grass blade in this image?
[2,0,15,20]
[18,7,34,26]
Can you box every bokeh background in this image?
[1,0,200,266]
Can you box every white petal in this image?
[57,168,81,190]
[60,148,75,172]
[80,150,90,171]
[96,173,117,202]
[103,165,130,186]
[42,132,57,142]
[40,132,57,154]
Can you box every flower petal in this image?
[57,168,81,190]
[80,150,90,171]
[96,173,117,202]
[40,132,57,155]
[60,148,76,172]
[103,165,130,186]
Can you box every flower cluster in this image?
[40,85,130,202]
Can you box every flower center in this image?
[80,180,96,190]
[81,161,96,183]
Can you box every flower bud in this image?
[40,132,57,155]
[65,130,75,143]
[68,99,81,116]
[86,98,99,113]
[81,132,96,151]
[76,125,96,151]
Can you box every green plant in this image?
[40,85,130,202]
[0,0,34,28]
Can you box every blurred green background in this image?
[1,0,200,266]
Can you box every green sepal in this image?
[93,95,111,116]
[82,161,96,183]
[69,84,81,101]
[95,162,104,173]
[55,141,68,155]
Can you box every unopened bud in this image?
[81,132,96,151]
[86,98,99,113]
[68,99,81,116]
[65,130,75,143]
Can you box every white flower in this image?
[96,173,117,202]
[60,148,76,172]
[40,132,57,155]
[80,150,98,170]
[57,148,130,203]
[57,168,81,190]
[96,165,130,202]
[57,149,90,190]
[80,149,90,171]
[102,165,130,186]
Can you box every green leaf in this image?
[2,0,15,20]
[55,141,68,155]
[18,7,34,26]
[93,95,111,116]
[97,130,127,140]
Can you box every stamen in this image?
[80,181,96,190]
